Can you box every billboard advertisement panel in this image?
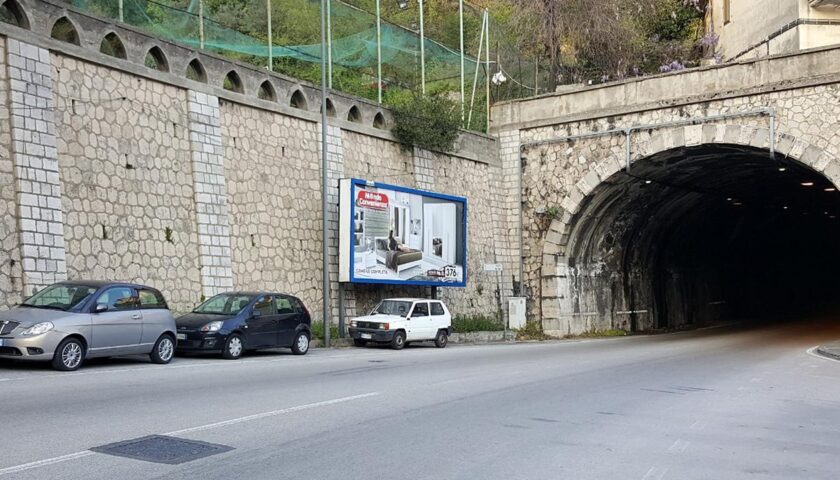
[339,179,467,287]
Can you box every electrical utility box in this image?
[508,297,527,329]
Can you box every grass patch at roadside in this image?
[516,321,554,341]
[310,322,340,341]
[452,314,504,333]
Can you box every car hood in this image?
[353,314,405,323]
[176,312,237,329]
[0,307,81,328]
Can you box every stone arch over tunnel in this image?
[539,127,840,337]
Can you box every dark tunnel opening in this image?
[562,144,840,333]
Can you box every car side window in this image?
[431,302,445,316]
[138,289,167,310]
[275,296,295,314]
[411,302,430,317]
[97,287,138,311]
[253,296,274,316]
[290,297,306,314]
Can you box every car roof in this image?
[57,280,156,290]
[383,298,442,302]
[213,291,300,298]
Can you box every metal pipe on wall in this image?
[467,11,486,129]
[484,9,490,134]
[327,0,333,89]
[118,0,124,22]
[320,0,332,348]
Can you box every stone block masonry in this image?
[0,7,501,318]
[6,39,66,296]
[187,91,234,299]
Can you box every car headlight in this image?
[200,321,224,333]
[378,323,389,330]
[350,320,358,328]
[21,322,54,336]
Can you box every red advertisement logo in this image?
[356,189,389,211]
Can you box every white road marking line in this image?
[0,451,95,477]
[0,392,379,476]
[806,346,840,363]
[667,439,690,453]
[689,420,707,431]
[166,392,380,436]
[0,378,11,382]
[642,466,668,480]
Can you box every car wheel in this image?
[291,331,310,355]
[150,334,175,364]
[353,339,367,347]
[52,337,85,371]
[434,330,448,348]
[390,331,406,350]
[222,334,245,360]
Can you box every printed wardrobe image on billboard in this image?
[339,179,467,287]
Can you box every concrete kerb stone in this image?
[815,341,840,361]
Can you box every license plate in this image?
[176,333,187,341]
[360,333,372,340]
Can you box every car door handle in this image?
[131,314,141,320]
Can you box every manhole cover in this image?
[91,435,233,464]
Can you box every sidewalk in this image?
[816,341,840,361]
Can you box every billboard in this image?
[339,179,467,287]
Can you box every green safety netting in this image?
[73,0,490,93]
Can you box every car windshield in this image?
[193,294,254,315]
[21,284,98,311]
[371,300,413,317]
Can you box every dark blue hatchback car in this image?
[175,292,312,359]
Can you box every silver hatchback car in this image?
[0,281,178,371]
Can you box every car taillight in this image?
[380,323,389,330]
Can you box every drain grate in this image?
[91,435,233,465]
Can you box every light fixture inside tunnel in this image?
[826,187,837,192]
[801,181,815,187]
[778,167,787,172]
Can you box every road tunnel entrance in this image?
[548,143,840,335]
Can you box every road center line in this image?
[0,392,380,476]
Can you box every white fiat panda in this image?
[349,298,452,350]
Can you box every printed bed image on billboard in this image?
[339,179,467,287]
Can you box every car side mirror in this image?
[94,303,108,313]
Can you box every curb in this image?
[310,331,516,348]
[815,345,840,362]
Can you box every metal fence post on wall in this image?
[198,0,205,49]
[376,0,382,103]
[267,0,273,71]
[327,0,333,89]
[459,0,465,122]
[118,0,124,22]
[419,0,426,95]
[485,9,490,134]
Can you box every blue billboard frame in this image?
[347,178,468,288]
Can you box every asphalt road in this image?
[2,316,840,480]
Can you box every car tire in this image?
[291,331,310,355]
[434,330,448,348]
[150,334,175,364]
[222,334,245,360]
[390,331,406,350]
[52,337,85,371]
[353,339,367,347]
